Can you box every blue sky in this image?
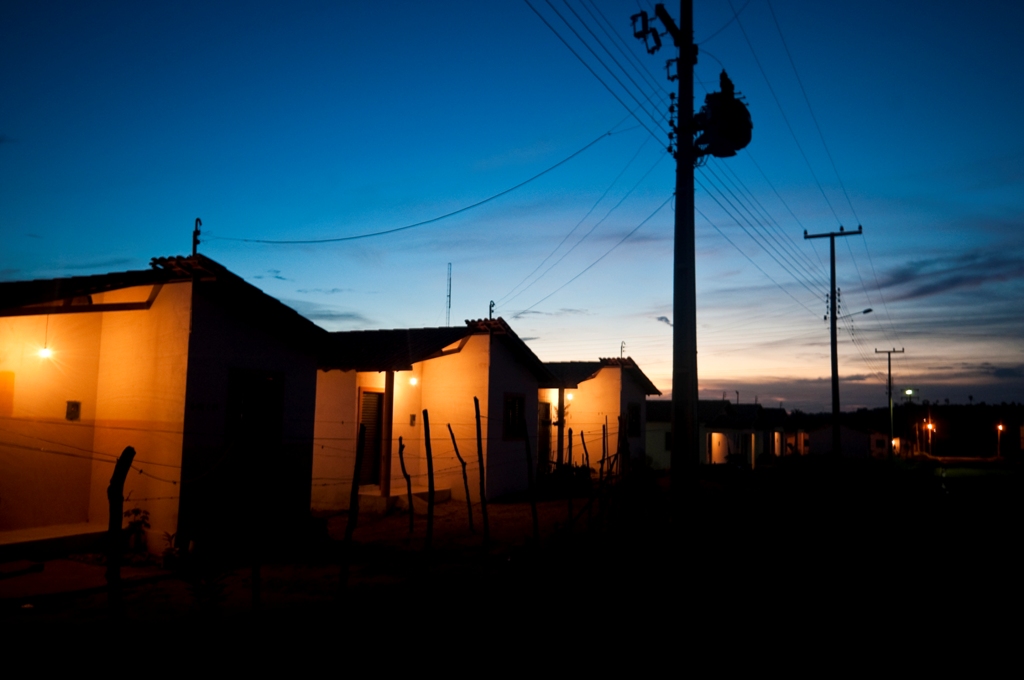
[3,0,1023,411]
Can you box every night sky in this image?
[3,1,1022,412]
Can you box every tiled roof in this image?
[542,357,661,395]
[320,327,474,372]
[321,317,553,380]
[0,254,326,345]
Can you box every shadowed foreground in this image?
[3,457,1021,638]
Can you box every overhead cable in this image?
[208,127,623,245]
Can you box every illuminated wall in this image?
[88,283,191,544]
[420,334,489,502]
[0,281,191,539]
[0,311,103,530]
[311,369,358,512]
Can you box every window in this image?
[503,393,526,440]
[627,402,641,436]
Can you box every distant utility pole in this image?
[875,347,904,457]
[192,218,202,256]
[632,1,751,508]
[446,263,452,327]
[804,225,863,455]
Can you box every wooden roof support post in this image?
[381,370,395,497]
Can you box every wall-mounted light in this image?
[566,392,574,401]
[38,315,52,359]
[409,377,418,386]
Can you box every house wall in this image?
[311,369,357,513]
[620,372,648,462]
[87,283,191,547]
[177,281,318,549]
[420,334,489,502]
[310,334,491,511]
[486,336,538,499]
[545,369,621,471]
[645,419,671,470]
[0,281,191,543]
[0,311,103,530]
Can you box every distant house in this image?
[540,358,661,472]
[808,424,887,458]
[645,400,671,470]
[700,401,787,467]
[312,318,552,511]
[645,399,788,468]
[0,255,325,553]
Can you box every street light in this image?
[997,424,1004,458]
[926,421,935,456]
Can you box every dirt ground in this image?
[1,476,666,630]
[3,458,1021,636]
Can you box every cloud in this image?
[282,298,371,327]
[513,307,589,318]
[253,269,288,281]
[656,316,673,327]
[520,336,539,342]
[879,250,1024,302]
[296,287,353,295]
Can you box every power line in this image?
[714,158,827,280]
[514,194,673,317]
[694,198,818,318]
[496,135,654,305]
[697,168,824,302]
[522,0,665,143]
[542,0,669,134]
[209,127,622,245]
[727,0,842,226]
[581,0,671,98]
[559,0,669,127]
[703,161,828,292]
[765,0,859,225]
[697,0,752,44]
[499,151,667,309]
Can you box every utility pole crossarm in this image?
[803,225,862,240]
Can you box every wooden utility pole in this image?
[804,225,862,455]
[640,0,698,516]
[875,347,904,457]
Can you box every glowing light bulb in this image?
[38,347,52,359]
[409,377,418,386]
[566,393,574,401]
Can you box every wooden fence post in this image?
[522,414,539,544]
[474,396,490,550]
[397,436,413,534]
[340,423,365,593]
[106,446,137,613]
[423,409,434,553]
[566,427,574,531]
[448,423,475,533]
[580,430,593,526]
